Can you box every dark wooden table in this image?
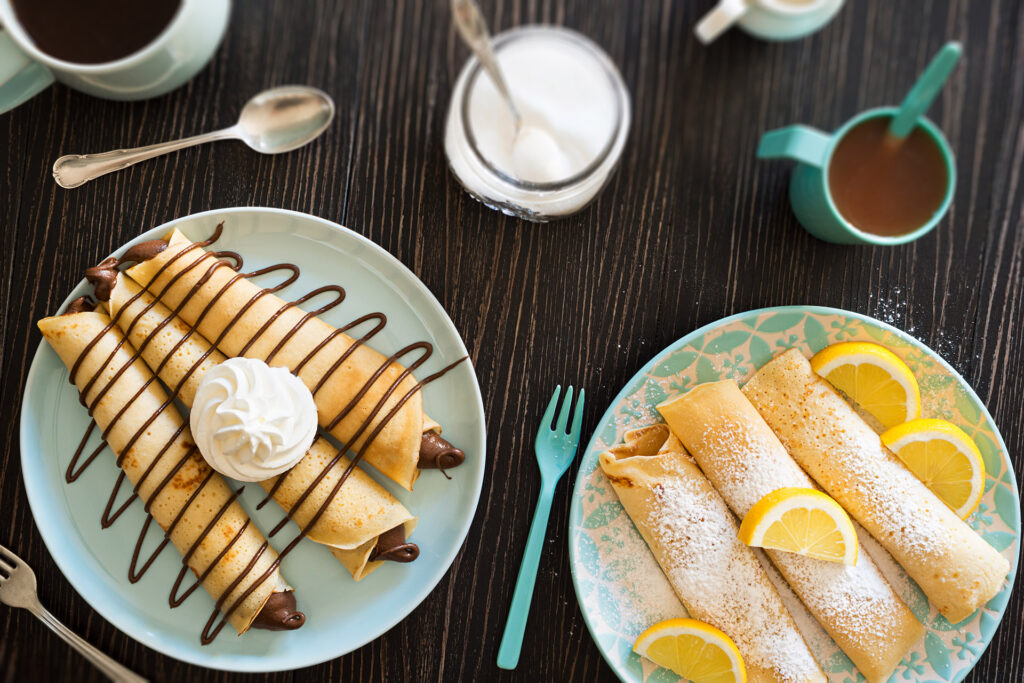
[3,1,1022,680]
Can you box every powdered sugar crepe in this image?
[599,425,826,682]
[660,380,924,683]
[569,307,1018,683]
[743,348,1010,624]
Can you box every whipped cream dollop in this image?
[191,357,317,482]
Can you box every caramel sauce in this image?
[828,117,949,237]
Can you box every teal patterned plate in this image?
[568,306,1019,683]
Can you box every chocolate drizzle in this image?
[64,223,468,644]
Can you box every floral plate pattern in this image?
[568,307,1019,683]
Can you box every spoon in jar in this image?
[451,0,521,133]
[52,85,335,189]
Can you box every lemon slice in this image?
[881,418,985,519]
[738,488,858,565]
[810,341,921,428]
[633,618,746,683]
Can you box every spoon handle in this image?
[52,127,240,189]
[889,41,962,139]
[451,0,520,127]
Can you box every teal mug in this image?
[757,107,956,245]
[0,0,230,115]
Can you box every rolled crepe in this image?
[38,306,300,638]
[123,228,455,490]
[742,349,1010,624]
[600,425,826,683]
[659,380,924,683]
[106,274,417,581]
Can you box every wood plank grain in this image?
[2,1,1022,681]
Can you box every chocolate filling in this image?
[85,258,119,302]
[63,296,95,315]
[251,590,305,631]
[418,431,466,477]
[84,239,169,302]
[369,524,420,563]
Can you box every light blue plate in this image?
[19,208,486,672]
[569,306,1020,683]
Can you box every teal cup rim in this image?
[819,106,957,246]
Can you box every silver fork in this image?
[497,385,585,670]
[0,543,147,682]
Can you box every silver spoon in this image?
[52,85,335,189]
[451,0,521,132]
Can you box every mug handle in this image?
[695,0,749,44]
[756,125,832,167]
[0,28,55,115]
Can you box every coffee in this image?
[828,117,949,237]
[12,0,182,64]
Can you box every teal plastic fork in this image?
[497,385,585,670]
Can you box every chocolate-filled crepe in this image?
[122,228,463,490]
[38,304,303,641]
[103,272,418,580]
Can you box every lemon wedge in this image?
[738,488,858,565]
[633,618,746,683]
[881,418,985,519]
[810,341,921,428]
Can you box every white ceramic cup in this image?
[695,0,829,44]
[0,0,230,115]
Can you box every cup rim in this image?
[0,0,191,72]
[819,106,956,246]
[458,24,629,192]
[756,0,831,17]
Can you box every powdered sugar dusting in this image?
[692,415,813,516]
[575,463,686,644]
[668,381,921,676]
[770,535,898,651]
[743,352,947,565]
[743,349,1009,621]
[602,499,688,631]
[648,477,821,682]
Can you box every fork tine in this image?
[568,388,585,442]
[555,386,575,433]
[541,385,562,431]
[0,556,13,574]
[0,544,18,569]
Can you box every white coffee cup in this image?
[695,0,833,44]
[0,0,230,115]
